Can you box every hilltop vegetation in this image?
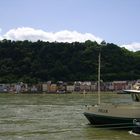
[0,39,140,83]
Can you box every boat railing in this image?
[131,93,140,102]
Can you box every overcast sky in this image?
[0,0,140,51]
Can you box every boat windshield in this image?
[131,93,140,102]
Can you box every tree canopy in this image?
[0,39,140,83]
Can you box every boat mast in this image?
[98,51,101,104]
[97,40,106,105]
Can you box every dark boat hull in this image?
[84,112,135,128]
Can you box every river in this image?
[0,93,139,140]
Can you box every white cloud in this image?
[121,42,140,52]
[3,27,54,42]
[0,28,3,40]
[1,27,102,43]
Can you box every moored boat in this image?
[84,101,140,128]
[132,119,140,134]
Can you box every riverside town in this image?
[0,80,139,94]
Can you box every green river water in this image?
[0,93,139,140]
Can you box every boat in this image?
[84,48,140,128]
[131,119,140,135]
[84,95,140,128]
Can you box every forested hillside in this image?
[0,39,140,83]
